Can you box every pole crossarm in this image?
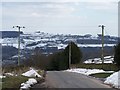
[13,26,25,29]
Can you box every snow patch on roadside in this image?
[20,78,37,89]
[104,71,120,89]
[22,68,42,78]
[66,68,114,76]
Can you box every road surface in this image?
[45,71,112,88]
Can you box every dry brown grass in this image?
[2,65,30,75]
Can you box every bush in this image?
[23,51,50,70]
[114,43,120,67]
[48,52,69,71]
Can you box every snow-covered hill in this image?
[0,31,118,50]
[1,31,118,66]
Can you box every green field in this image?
[72,63,119,71]
[90,73,113,78]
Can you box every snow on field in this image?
[2,43,25,49]
[23,39,35,45]
[57,44,67,50]
[66,68,114,76]
[84,56,114,64]
[77,44,115,48]
[26,43,47,49]
[22,68,42,78]
[104,71,120,89]
[20,78,37,89]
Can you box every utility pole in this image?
[69,42,71,69]
[98,25,105,64]
[13,26,25,66]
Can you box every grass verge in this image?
[2,75,28,89]
[2,75,44,90]
[2,68,45,90]
[90,73,113,78]
[72,63,119,71]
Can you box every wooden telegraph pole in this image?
[13,26,25,66]
[99,25,105,64]
[69,42,71,69]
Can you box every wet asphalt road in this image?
[44,71,112,88]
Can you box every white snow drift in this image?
[66,68,114,76]
[20,68,42,89]
[20,78,37,89]
[22,68,42,78]
[104,71,120,89]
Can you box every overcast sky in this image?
[1,0,119,36]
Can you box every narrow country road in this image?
[32,71,115,89]
[45,71,112,88]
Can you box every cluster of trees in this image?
[23,42,82,70]
[114,43,120,68]
[48,42,82,70]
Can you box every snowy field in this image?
[84,56,114,64]
[0,31,117,50]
